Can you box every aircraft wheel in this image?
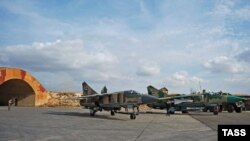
[182,111,188,114]
[111,111,115,116]
[227,105,234,113]
[213,111,218,115]
[90,109,96,116]
[130,113,136,120]
[235,107,242,113]
[219,105,223,112]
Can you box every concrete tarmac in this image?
[190,111,250,130]
[0,107,218,141]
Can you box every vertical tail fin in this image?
[147,85,159,97]
[147,85,168,98]
[82,82,98,96]
[159,87,168,97]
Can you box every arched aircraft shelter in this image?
[0,67,48,106]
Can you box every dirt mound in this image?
[43,92,81,107]
[139,104,152,111]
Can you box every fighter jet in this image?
[76,82,159,119]
[147,85,246,114]
[147,85,197,110]
[201,91,246,113]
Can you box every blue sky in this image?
[1,0,250,94]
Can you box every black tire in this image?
[213,111,218,115]
[130,113,133,119]
[182,110,188,114]
[90,110,96,116]
[130,113,136,120]
[235,107,242,113]
[219,105,223,112]
[227,105,234,113]
[111,111,115,116]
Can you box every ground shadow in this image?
[136,110,218,116]
[188,112,221,116]
[43,111,127,121]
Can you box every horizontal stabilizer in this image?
[75,94,103,100]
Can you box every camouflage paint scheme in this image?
[77,82,159,119]
[202,92,246,113]
[147,86,246,114]
[147,85,202,111]
[81,90,143,109]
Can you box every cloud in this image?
[225,75,250,83]
[1,1,250,94]
[224,75,250,93]
[0,39,118,72]
[203,56,247,73]
[0,39,122,91]
[136,62,160,76]
[208,0,250,21]
[168,71,203,86]
[208,0,234,17]
[234,6,250,21]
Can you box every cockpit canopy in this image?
[125,90,142,95]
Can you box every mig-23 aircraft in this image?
[201,91,246,113]
[76,82,159,119]
[146,85,206,114]
[146,85,246,114]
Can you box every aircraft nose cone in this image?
[141,95,159,104]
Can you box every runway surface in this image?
[1,107,248,141]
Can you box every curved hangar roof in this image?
[0,67,48,106]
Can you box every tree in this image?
[101,86,108,94]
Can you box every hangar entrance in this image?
[0,79,35,106]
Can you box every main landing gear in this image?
[111,110,115,116]
[130,113,136,119]
[90,109,96,116]
[89,106,139,120]
[129,106,137,120]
